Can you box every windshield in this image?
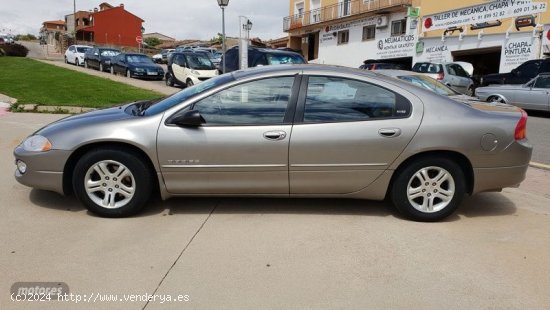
[77,47,90,53]
[100,49,120,57]
[127,55,153,64]
[187,54,215,70]
[144,74,235,115]
[266,53,305,65]
[398,75,459,96]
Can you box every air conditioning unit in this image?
[376,15,389,28]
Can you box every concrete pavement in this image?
[1,112,549,309]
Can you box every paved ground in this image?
[526,111,550,165]
[1,112,549,309]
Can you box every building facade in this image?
[40,20,66,52]
[284,0,550,75]
[64,2,144,48]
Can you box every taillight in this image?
[436,72,444,80]
[514,109,528,140]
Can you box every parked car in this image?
[13,65,531,221]
[220,46,306,73]
[360,62,408,70]
[84,47,121,72]
[64,45,92,66]
[194,48,222,66]
[375,70,474,101]
[165,51,218,88]
[480,59,550,86]
[412,62,474,96]
[475,73,550,112]
[110,53,164,80]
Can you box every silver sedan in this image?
[13,65,532,221]
[476,74,550,112]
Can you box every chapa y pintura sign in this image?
[422,0,547,32]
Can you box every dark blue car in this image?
[110,53,164,80]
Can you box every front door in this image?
[171,54,188,84]
[157,76,299,194]
[515,75,550,111]
[289,75,421,194]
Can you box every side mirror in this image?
[170,110,204,127]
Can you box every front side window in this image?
[534,75,550,88]
[518,61,540,78]
[337,30,349,45]
[192,77,294,125]
[303,76,411,123]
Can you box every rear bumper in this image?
[472,164,529,194]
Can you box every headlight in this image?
[191,70,200,75]
[135,68,145,72]
[104,60,111,64]
[214,70,219,75]
[22,135,52,152]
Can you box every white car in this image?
[165,51,218,88]
[65,45,92,66]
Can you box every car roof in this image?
[374,69,424,78]
[123,53,148,56]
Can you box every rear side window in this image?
[302,76,411,123]
[413,63,443,74]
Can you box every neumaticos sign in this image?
[422,0,547,32]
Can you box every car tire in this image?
[126,70,131,78]
[166,74,174,87]
[75,58,80,66]
[64,56,68,64]
[73,148,153,218]
[186,79,194,88]
[110,66,115,75]
[99,63,104,72]
[390,157,466,222]
[84,60,88,69]
[488,96,506,104]
[467,86,474,97]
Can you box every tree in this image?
[209,33,224,45]
[143,37,161,47]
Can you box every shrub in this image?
[2,44,29,57]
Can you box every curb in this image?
[529,162,550,171]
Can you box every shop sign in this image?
[423,0,547,32]
[376,34,416,59]
[500,37,537,73]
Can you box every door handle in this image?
[263,131,287,141]
[379,128,401,138]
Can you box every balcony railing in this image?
[284,0,412,32]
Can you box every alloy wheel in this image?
[406,166,455,213]
[84,160,135,209]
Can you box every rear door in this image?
[288,75,422,194]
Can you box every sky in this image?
[0,0,289,40]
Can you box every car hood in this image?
[477,84,526,91]
[36,104,136,137]
[129,63,162,70]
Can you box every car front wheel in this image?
[73,148,153,217]
[75,58,80,66]
[391,157,465,222]
[110,66,115,75]
[186,79,194,88]
[99,63,104,72]
[84,60,88,68]
[126,70,131,78]
[166,74,174,87]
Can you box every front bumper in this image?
[13,147,72,195]
[131,70,164,80]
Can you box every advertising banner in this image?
[422,0,547,32]
[375,34,416,59]
[499,36,538,73]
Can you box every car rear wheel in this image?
[73,148,153,217]
[166,74,174,87]
[391,157,465,222]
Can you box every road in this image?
[1,112,550,309]
[526,111,550,165]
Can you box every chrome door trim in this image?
[291,163,387,167]
[162,164,288,169]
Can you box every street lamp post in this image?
[217,0,230,74]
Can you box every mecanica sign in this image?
[422,0,547,32]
